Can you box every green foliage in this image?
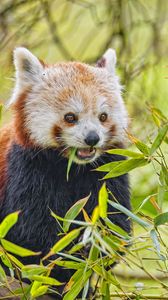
[98,183,108,218]
[0,211,20,239]
[63,195,89,232]
[66,147,76,181]
[50,228,82,255]
[1,239,40,258]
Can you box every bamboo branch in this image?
[97,293,168,299]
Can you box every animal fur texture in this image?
[0,48,131,296]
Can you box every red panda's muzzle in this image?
[76,147,96,161]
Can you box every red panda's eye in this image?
[99,113,108,122]
[64,113,78,124]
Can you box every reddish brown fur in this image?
[0,91,41,200]
[57,87,77,104]
[12,91,34,148]
[0,124,13,199]
[52,125,63,143]
[63,120,76,127]
[74,63,95,84]
[109,124,116,136]
[39,59,47,68]
[53,62,96,86]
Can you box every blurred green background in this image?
[0,1,168,297]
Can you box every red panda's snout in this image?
[84,131,100,146]
[9,47,128,164]
[53,112,124,164]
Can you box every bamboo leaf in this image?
[31,286,48,298]
[164,136,168,144]
[127,133,150,155]
[52,260,85,270]
[96,161,123,172]
[152,113,161,127]
[150,124,168,155]
[63,195,90,232]
[101,280,110,300]
[161,164,168,186]
[30,281,42,294]
[7,253,24,268]
[82,226,92,245]
[89,245,99,262]
[1,239,41,257]
[22,265,47,277]
[150,107,167,122]
[103,158,148,179]
[154,212,168,227]
[157,184,165,209]
[93,265,119,286]
[91,206,99,224]
[51,228,81,254]
[63,269,92,300]
[51,210,88,227]
[1,254,13,269]
[67,148,76,181]
[93,231,115,254]
[28,275,63,286]
[68,242,84,254]
[108,200,151,228]
[104,218,130,240]
[150,229,166,261]
[82,279,90,300]
[107,149,144,158]
[103,235,121,252]
[63,268,86,293]
[0,264,6,282]
[82,209,92,223]
[58,252,85,263]
[98,183,108,218]
[0,211,20,239]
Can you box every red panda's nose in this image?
[84,131,100,146]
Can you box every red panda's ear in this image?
[14,47,43,84]
[8,48,44,106]
[96,48,117,74]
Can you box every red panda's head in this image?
[9,47,128,164]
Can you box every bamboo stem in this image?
[97,293,168,299]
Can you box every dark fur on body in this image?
[0,143,130,289]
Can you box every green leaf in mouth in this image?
[66,147,77,181]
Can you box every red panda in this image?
[0,48,130,297]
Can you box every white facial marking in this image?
[68,97,84,114]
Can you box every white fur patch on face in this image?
[68,97,84,114]
[97,97,109,112]
[25,95,59,147]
